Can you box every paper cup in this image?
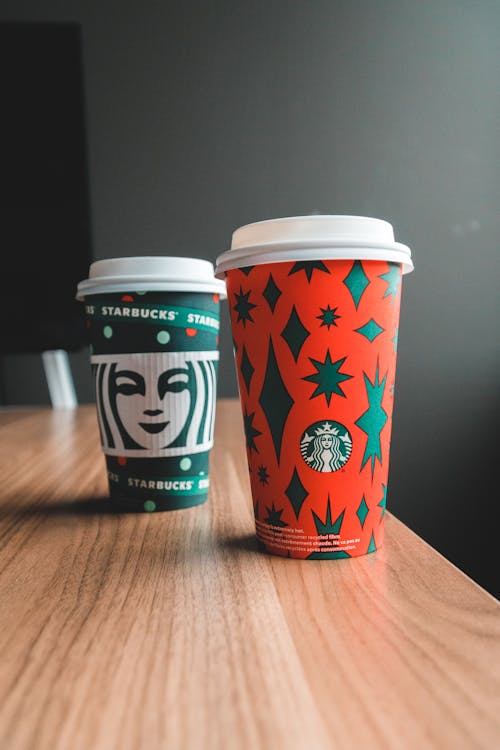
[77,257,226,512]
[215,216,413,558]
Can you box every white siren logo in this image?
[300,420,352,473]
[91,351,218,457]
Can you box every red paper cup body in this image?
[227,258,402,558]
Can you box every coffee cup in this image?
[215,215,413,557]
[77,256,226,512]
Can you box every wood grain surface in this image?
[0,401,499,750]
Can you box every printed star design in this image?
[379,264,401,300]
[288,261,330,282]
[303,351,353,405]
[317,304,340,330]
[367,532,377,554]
[264,502,288,527]
[243,409,262,453]
[233,286,257,326]
[355,362,388,477]
[312,496,345,536]
[257,465,270,485]
[378,484,387,519]
[392,327,399,352]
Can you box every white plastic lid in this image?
[215,215,414,276]
[76,256,226,299]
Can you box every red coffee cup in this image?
[215,215,413,559]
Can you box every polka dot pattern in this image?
[85,289,220,513]
[157,330,170,345]
[85,290,220,356]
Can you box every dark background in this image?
[0,22,92,354]
[0,1,498,598]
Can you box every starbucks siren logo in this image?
[91,350,218,458]
[300,420,352,472]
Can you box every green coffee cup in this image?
[77,256,225,512]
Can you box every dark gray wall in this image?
[1,1,499,597]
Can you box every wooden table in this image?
[0,400,499,750]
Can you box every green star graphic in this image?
[243,408,262,453]
[355,362,388,476]
[233,286,257,326]
[379,264,401,300]
[378,484,387,518]
[392,326,399,352]
[257,465,270,485]
[317,304,340,330]
[303,351,353,405]
[264,502,288,527]
[288,261,330,282]
[367,532,377,554]
[312,497,345,535]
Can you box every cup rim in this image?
[76,256,227,299]
[215,239,414,277]
[214,215,414,277]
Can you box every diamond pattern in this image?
[239,346,255,394]
[343,260,370,309]
[263,274,282,312]
[355,318,384,342]
[356,495,369,528]
[285,468,308,519]
[259,338,294,462]
[367,532,377,554]
[281,306,310,362]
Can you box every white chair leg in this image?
[42,350,78,409]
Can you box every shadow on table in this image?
[0,497,140,518]
[0,497,221,520]
[0,499,277,559]
[218,533,263,555]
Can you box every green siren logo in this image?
[91,351,218,457]
[300,420,352,472]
